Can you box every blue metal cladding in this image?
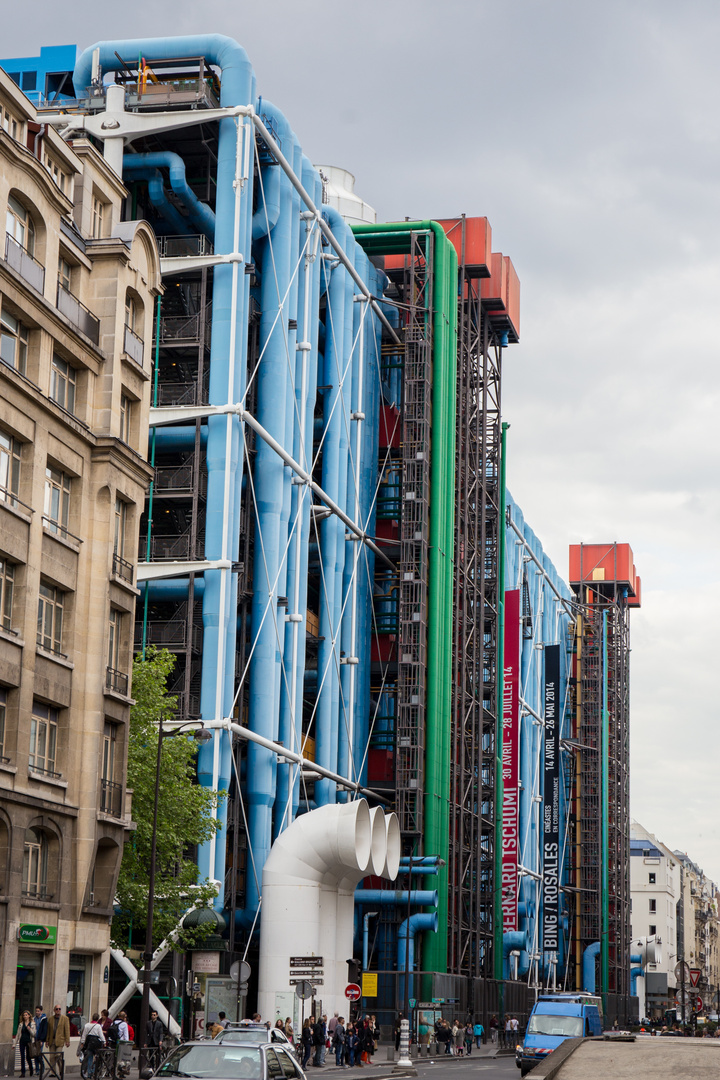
[504,492,574,982]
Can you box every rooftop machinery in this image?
[1,35,638,1015]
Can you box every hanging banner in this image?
[542,644,561,953]
[501,589,521,933]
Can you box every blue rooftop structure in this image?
[0,44,78,103]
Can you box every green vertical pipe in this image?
[141,291,162,657]
[601,609,609,1003]
[353,222,457,974]
[494,421,510,983]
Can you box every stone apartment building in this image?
[0,68,160,1067]
[673,850,720,1020]
[629,821,681,1020]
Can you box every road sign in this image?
[675,961,690,983]
[290,978,324,986]
[689,968,702,987]
[230,960,252,984]
[295,981,315,1000]
[290,957,323,967]
[345,983,362,1001]
[696,997,703,1011]
[409,999,417,1009]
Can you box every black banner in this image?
[542,644,561,953]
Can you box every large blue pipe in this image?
[150,425,208,450]
[123,152,215,240]
[74,37,256,902]
[398,912,439,1005]
[583,942,600,992]
[314,207,350,806]
[275,157,322,830]
[121,162,189,235]
[241,101,296,926]
[354,890,438,907]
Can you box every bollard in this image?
[392,1018,417,1076]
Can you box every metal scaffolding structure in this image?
[571,572,632,999]
[449,239,503,978]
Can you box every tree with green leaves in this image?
[112,647,223,952]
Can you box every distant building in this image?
[0,66,160,1067]
[673,850,720,1020]
[630,822,680,1019]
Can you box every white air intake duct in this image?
[258,800,400,1020]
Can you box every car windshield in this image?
[527,1015,583,1038]
[158,1045,264,1079]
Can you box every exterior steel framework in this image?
[449,261,502,978]
[572,584,631,997]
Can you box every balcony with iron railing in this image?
[56,283,100,345]
[112,551,134,584]
[154,461,197,495]
[99,777,123,817]
[0,486,34,515]
[5,234,45,293]
[106,667,129,696]
[157,373,210,406]
[123,324,144,367]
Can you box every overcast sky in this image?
[5,1,719,881]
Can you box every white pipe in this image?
[110,949,181,1035]
[257,801,399,1021]
[204,718,383,798]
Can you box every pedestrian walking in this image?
[489,1015,498,1044]
[46,1005,71,1071]
[464,1022,473,1056]
[301,1018,314,1070]
[79,1014,106,1078]
[332,1017,346,1066]
[147,1010,165,1047]
[510,1016,519,1047]
[473,1019,484,1049]
[453,1021,464,1056]
[394,1015,403,1053]
[15,1011,36,1077]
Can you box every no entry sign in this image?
[345,983,361,1001]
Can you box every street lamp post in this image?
[138,717,212,1068]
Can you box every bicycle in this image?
[80,1046,117,1080]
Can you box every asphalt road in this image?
[354,1056,518,1080]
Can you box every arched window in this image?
[6,194,35,257]
[22,826,48,898]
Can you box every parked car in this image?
[144,1040,304,1080]
[517,993,603,1075]
[215,1024,298,1058]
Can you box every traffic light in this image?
[347,959,362,984]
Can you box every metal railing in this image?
[56,283,100,344]
[106,667,129,696]
[135,619,203,652]
[157,233,214,258]
[28,761,62,779]
[160,311,211,345]
[112,552,134,584]
[100,777,123,816]
[138,533,205,561]
[36,637,68,659]
[42,515,83,545]
[0,485,33,514]
[155,462,195,493]
[5,234,45,292]
[123,324,144,367]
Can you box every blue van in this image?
[517,993,603,1075]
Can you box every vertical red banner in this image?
[501,589,521,933]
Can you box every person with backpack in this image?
[332,1017,346,1067]
[312,1015,326,1067]
[79,1014,106,1078]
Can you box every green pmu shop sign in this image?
[18,924,57,945]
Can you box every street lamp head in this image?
[193,727,213,745]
